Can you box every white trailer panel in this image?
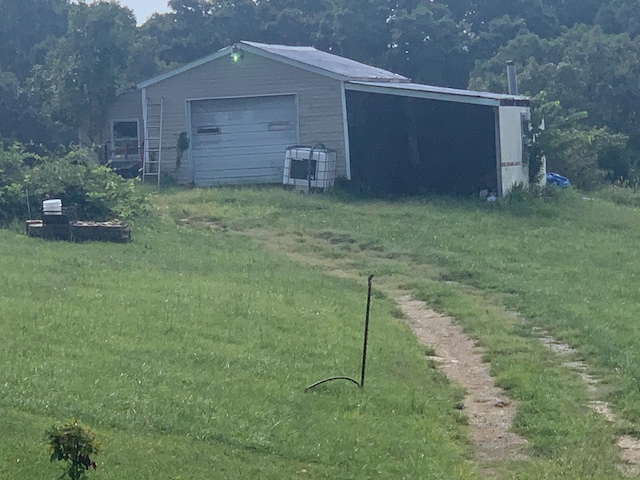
[497,105,530,195]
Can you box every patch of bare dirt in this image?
[618,436,640,477]
[398,296,529,465]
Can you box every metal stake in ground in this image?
[305,275,374,392]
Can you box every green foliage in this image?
[385,2,471,87]
[0,0,68,81]
[0,0,71,147]
[594,184,640,207]
[541,126,627,190]
[27,149,148,221]
[522,91,629,189]
[29,1,137,142]
[0,143,30,225]
[596,0,640,36]
[47,420,102,480]
[470,25,640,187]
[0,144,148,225]
[500,181,579,218]
[0,70,62,148]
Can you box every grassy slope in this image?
[158,186,640,479]
[4,186,640,479]
[0,215,475,479]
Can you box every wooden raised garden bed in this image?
[26,220,131,243]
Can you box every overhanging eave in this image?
[345,81,530,107]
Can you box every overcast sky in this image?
[118,0,170,24]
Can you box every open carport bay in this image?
[346,91,497,196]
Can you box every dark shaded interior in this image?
[113,121,138,139]
[346,91,498,196]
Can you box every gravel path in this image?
[397,295,528,465]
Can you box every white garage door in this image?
[190,95,298,186]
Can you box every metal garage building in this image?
[100,41,530,196]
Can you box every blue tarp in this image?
[546,172,570,187]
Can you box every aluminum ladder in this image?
[143,96,164,185]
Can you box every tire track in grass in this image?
[532,327,640,476]
[398,296,529,467]
[181,213,639,474]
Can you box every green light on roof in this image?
[230,45,243,63]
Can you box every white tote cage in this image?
[283,145,337,192]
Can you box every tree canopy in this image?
[2,0,640,188]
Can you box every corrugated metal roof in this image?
[240,41,409,82]
[346,81,530,107]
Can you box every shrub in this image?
[0,143,149,225]
[47,419,102,480]
[595,184,640,208]
[0,144,30,224]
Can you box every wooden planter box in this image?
[26,220,131,243]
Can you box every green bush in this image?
[0,144,29,225]
[0,144,149,225]
[595,184,640,207]
[47,420,102,480]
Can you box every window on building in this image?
[112,120,140,159]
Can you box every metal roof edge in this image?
[136,46,234,89]
[135,42,410,89]
[345,77,411,83]
[240,41,409,82]
[345,81,530,107]
[237,41,352,82]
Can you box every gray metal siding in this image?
[143,51,347,183]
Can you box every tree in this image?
[595,0,640,37]
[0,0,69,147]
[47,420,102,480]
[386,1,470,87]
[142,0,261,65]
[30,1,137,143]
[469,25,640,186]
[0,71,44,147]
[0,0,68,81]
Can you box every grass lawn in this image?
[0,210,474,479]
[3,185,640,479]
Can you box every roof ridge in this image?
[238,40,409,82]
[241,41,317,51]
